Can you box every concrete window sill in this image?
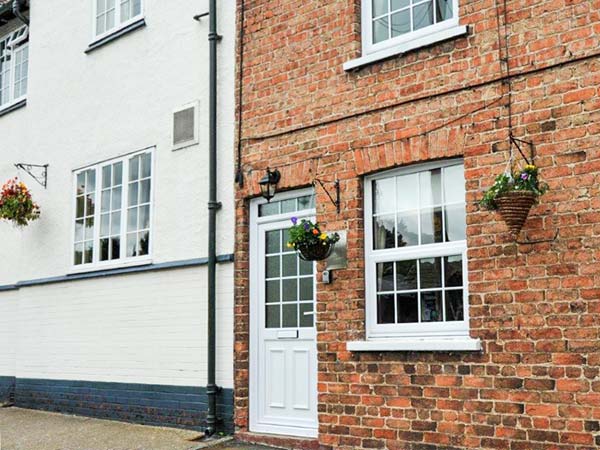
[347,337,481,352]
[86,18,146,54]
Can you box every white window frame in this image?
[70,148,154,273]
[344,0,467,70]
[0,26,29,111]
[92,0,144,43]
[363,159,470,341]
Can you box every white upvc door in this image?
[249,190,318,438]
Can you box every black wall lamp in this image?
[259,168,281,202]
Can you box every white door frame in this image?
[249,188,318,438]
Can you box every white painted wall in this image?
[0,1,236,389]
[0,291,17,378]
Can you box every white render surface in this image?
[0,1,236,389]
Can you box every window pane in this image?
[132,0,141,16]
[281,229,293,253]
[420,207,443,244]
[397,210,419,247]
[444,255,463,287]
[282,304,298,328]
[266,305,280,328]
[373,215,395,249]
[445,290,464,321]
[391,0,410,10]
[396,173,418,211]
[297,195,314,210]
[282,279,297,302]
[444,164,464,203]
[266,280,280,303]
[445,203,466,241]
[377,294,395,324]
[259,202,279,217]
[266,256,280,278]
[126,232,137,257]
[74,243,83,265]
[421,291,442,322]
[75,219,84,242]
[280,199,296,213]
[420,169,442,206]
[299,303,314,327]
[76,173,86,194]
[139,205,150,230]
[413,0,433,30]
[420,257,441,289]
[86,170,96,193]
[138,230,149,255]
[112,187,122,210]
[128,183,138,206]
[96,15,106,35]
[396,259,418,290]
[436,0,453,21]
[299,277,313,301]
[97,0,106,13]
[373,178,395,214]
[106,5,115,30]
[111,212,121,235]
[111,237,120,260]
[141,153,151,178]
[101,190,110,212]
[100,238,109,261]
[373,17,389,44]
[129,156,140,181]
[100,213,110,236]
[282,254,297,277]
[372,0,388,16]
[266,230,280,254]
[84,217,95,240]
[86,194,95,216]
[76,196,85,218]
[391,10,411,37]
[397,293,418,323]
[102,165,111,189]
[84,241,94,264]
[113,162,123,185]
[127,207,137,232]
[120,0,130,21]
[376,262,394,292]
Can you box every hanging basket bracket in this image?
[15,163,49,188]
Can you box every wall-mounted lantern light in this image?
[259,168,281,202]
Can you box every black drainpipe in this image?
[12,0,29,25]
[205,0,221,438]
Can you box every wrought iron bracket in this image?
[15,163,48,188]
[314,178,340,214]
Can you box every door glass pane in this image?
[266,280,280,303]
[282,254,297,277]
[266,256,280,278]
[266,230,280,254]
[299,277,313,301]
[299,303,314,327]
[282,279,297,302]
[280,199,296,213]
[299,258,313,275]
[266,305,280,328]
[282,304,298,328]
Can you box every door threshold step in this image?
[236,431,321,450]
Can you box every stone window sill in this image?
[343,25,468,71]
[347,337,481,352]
[86,18,146,54]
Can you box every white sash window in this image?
[0,26,29,109]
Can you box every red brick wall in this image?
[234,0,600,448]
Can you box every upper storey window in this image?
[94,0,143,38]
[0,27,29,110]
[345,0,466,70]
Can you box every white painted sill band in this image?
[347,337,482,352]
[344,25,469,71]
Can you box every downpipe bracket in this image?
[208,201,222,210]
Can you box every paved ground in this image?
[0,407,277,450]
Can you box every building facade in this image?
[234,0,600,449]
[0,0,236,431]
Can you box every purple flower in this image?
[291,216,298,225]
[303,222,310,231]
[521,173,529,180]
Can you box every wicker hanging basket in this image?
[297,241,335,261]
[495,190,537,236]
